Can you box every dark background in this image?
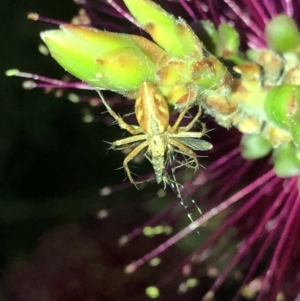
[1,0,95,263]
[1,0,139,290]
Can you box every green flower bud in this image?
[246,49,260,62]
[199,21,218,54]
[193,57,229,89]
[241,134,272,160]
[123,0,203,58]
[273,143,300,177]
[217,24,240,56]
[290,111,300,147]
[216,24,243,64]
[265,14,300,52]
[264,85,300,130]
[41,25,162,91]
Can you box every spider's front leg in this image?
[175,122,208,140]
[111,134,147,150]
[178,105,202,132]
[170,103,202,134]
[96,89,143,136]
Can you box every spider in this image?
[97,81,212,187]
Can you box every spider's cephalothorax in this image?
[97,82,212,187]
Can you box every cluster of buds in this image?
[37,0,233,122]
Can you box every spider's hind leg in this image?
[169,140,200,171]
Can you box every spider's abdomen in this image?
[152,155,165,184]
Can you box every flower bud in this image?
[273,143,300,177]
[123,0,203,58]
[290,112,300,147]
[41,24,163,91]
[264,85,300,128]
[199,21,218,54]
[265,14,300,52]
[192,57,230,89]
[241,134,272,160]
[217,24,240,60]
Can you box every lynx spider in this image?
[97,82,212,187]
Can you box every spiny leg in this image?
[170,139,199,171]
[96,89,143,135]
[178,105,202,132]
[169,102,193,134]
[111,134,146,150]
[123,140,148,188]
[171,130,206,139]
[170,103,202,134]
[174,157,199,170]
[168,146,198,170]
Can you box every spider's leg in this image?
[123,141,148,189]
[111,134,146,150]
[96,89,143,135]
[169,102,192,133]
[178,105,202,132]
[169,139,199,171]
